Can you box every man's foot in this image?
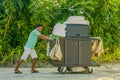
[31,70,39,73]
[14,70,22,74]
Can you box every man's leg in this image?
[30,49,39,73]
[14,59,24,73]
[31,58,38,72]
[14,46,29,73]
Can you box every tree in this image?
[0,0,31,65]
[0,0,120,66]
[87,0,120,53]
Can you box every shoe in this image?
[31,70,39,73]
[14,71,22,74]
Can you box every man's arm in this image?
[39,34,51,40]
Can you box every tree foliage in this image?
[88,0,120,53]
[0,0,120,66]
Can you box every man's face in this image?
[37,26,43,31]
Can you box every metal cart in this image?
[49,38,100,73]
[49,21,100,73]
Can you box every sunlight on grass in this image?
[92,48,120,64]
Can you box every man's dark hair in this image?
[36,24,43,27]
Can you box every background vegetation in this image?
[0,0,120,67]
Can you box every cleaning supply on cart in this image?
[51,23,66,38]
[91,37,104,57]
[50,34,62,39]
[63,16,89,25]
[48,39,62,61]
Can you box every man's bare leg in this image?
[14,59,23,73]
[31,58,38,73]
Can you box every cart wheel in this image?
[84,67,93,73]
[58,67,65,72]
[88,68,93,73]
[66,67,71,71]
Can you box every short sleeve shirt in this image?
[25,29,41,49]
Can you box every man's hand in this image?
[39,34,51,40]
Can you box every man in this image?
[14,24,51,74]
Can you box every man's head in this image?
[36,24,43,31]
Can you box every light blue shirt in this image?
[25,29,41,49]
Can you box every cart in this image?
[48,38,100,73]
[48,16,100,73]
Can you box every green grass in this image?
[92,48,120,64]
